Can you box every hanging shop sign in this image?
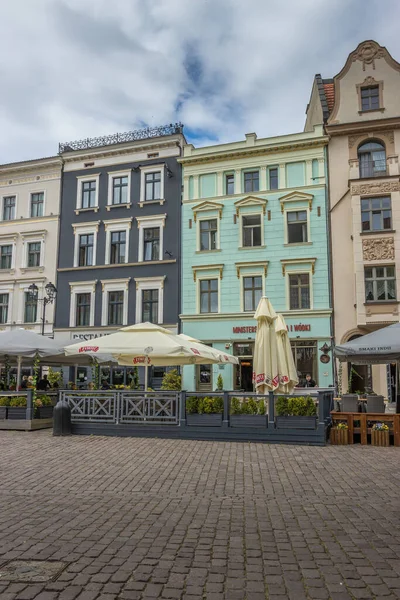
[320,354,331,364]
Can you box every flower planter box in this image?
[7,407,27,420]
[275,416,317,430]
[36,406,54,419]
[186,413,222,427]
[371,429,390,447]
[0,406,7,420]
[330,427,349,445]
[230,415,268,428]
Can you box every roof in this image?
[313,75,335,122]
[323,82,335,112]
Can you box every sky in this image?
[1,0,400,163]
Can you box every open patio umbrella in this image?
[65,322,229,390]
[0,328,64,389]
[178,334,239,365]
[253,297,279,393]
[275,314,298,393]
[335,322,400,364]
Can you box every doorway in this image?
[235,359,253,391]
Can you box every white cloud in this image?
[0,0,399,161]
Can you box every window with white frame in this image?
[287,211,308,244]
[101,279,130,326]
[0,245,12,270]
[24,291,37,323]
[27,242,41,267]
[135,277,165,324]
[140,166,165,204]
[30,192,44,218]
[2,196,16,221]
[107,171,131,206]
[72,222,99,268]
[243,276,263,312]
[242,214,262,247]
[69,281,96,327]
[289,274,310,310]
[104,218,132,265]
[137,214,166,262]
[199,219,218,251]
[0,293,9,324]
[199,279,219,313]
[76,175,100,210]
[365,265,396,302]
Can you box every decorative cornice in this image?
[351,181,400,195]
[180,309,332,322]
[362,237,394,261]
[279,191,314,213]
[192,201,224,222]
[326,117,400,136]
[280,257,317,275]
[234,195,267,216]
[192,264,224,281]
[58,259,176,272]
[235,261,269,278]
[351,41,386,70]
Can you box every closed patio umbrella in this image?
[275,314,298,393]
[65,322,230,390]
[253,297,279,394]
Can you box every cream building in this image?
[0,156,62,336]
[306,40,400,398]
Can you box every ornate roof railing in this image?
[59,123,184,153]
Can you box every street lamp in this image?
[28,282,57,336]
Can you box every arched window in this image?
[358,140,386,178]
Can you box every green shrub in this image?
[9,396,27,407]
[36,395,53,406]
[0,396,10,406]
[186,396,199,414]
[257,399,266,415]
[161,369,181,391]
[215,374,224,391]
[230,397,241,414]
[230,397,266,415]
[198,396,223,414]
[276,396,316,417]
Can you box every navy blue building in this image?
[54,124,185,386]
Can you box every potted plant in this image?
[275,396,317,429]
[161,369,182,391]
[35,395,54,419]
[0,396,10,419]
[230,397,267,428]
[8,396,28,419]
[371,422,390,447]
[186,395,223,426]
[330,422,349,445]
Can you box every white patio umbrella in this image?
[253,297,279,394]
[178,334,238,366]
[64,322,228,390]
[275,314,298,394]
[0,328,64,389]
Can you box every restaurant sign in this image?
[232,323,311,334]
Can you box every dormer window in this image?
[358,141,386,178]
[361,86,379,111]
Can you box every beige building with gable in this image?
[0,157,62,336]
[306,40,400,397]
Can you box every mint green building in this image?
[180,125,333,392]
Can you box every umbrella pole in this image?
[16,356,22,391]
[144,364,148,392]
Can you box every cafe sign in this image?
[232,323,311,334]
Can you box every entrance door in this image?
[240,360,253,392]
[196,363,212,392]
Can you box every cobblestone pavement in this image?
[0,431,400,599]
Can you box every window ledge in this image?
[284,241,312,247]
[138,199,165,208]
[364,301,399,306]
[238,245,266,250]
[360,230,395,236]
[20,266,44,274]
[106,203,132,211]
[358,108,385,115]
[195,249,222,254]
[199,312,219,316]
[74,207,99,215]
[0,268,14,275]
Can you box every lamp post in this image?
[28,282,57,336]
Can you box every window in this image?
[142,289,159,323]
[145,172,161,201]
[81,180,97,208]
[108,291,124,325]
[76,293,91,327]
[200,219,217,251]
[226,174,235,195]
[358,141,386,178]
[242,215,262,247]
[365,266,396,302]
[243,276,262,311]
[200,279,218,313]
[361,197,391,232]
[110,231,126,264]
[361,86,379,111]
[291,340,317,385]
[27,242,41,267]
[289,274,310,310]
[0,245,12,269]
[112,176,128,205]
[0,293,8,324]
[244,171,259,193]
[24,292,37,323]
[269,168,278,190]
[79,234,94,267]
[287,211,308,244]
[30,193,44,217]
[144,228,160,261]
[3,196,15,221]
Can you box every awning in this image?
[335,322,400,364]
